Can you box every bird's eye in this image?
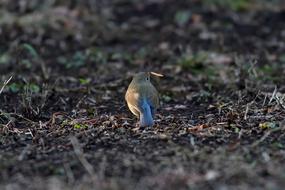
[146,77,149,80]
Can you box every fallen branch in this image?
[70,136,97,180]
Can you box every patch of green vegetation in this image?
[22,43,39,58]
[0,110,13,126]
[54,167,65,175]
[7,83,40,93]
[232,125,240,133]
[259,122,277,130]
[110,52,133,63]
[272,142,284,149]
[257,64,281,82]
[74,123,88,129]
[204,0,250,11]
[161,94,172,102]
[79,78,90,85]
[259,64,275,75]
[174,10,191,26]
[24,83,40,93]
[87,48,107,64]
[0,53,10,64]
[178,52,208,70]
[58,51,87,69]
[71,51,87,68]
[198,89,211,99]
[20,59,32,68]
[178,52,217,77]
[8,83,21,93]
[19,43,42,69]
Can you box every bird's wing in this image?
[146,84,159,109]
[125,87,141,117]
[125,86,140,108]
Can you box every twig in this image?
[265,86,285,109]
[244,104,249,120]
[70,136,97,180]
[238,129,244,139]
[262,94,267,107]
[275,94,285,109]
[10,113,37,124]
[249,58,258,78]
[251,126,285,148]
[0,76,13,94]
[244,91,260,120]
[269,86,277,104]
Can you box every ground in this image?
[1,0,285,189]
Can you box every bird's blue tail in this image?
[139,99,154,127]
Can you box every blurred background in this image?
[1,0,284,74]
[0,0,284,116]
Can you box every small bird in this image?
[125,72,162,127]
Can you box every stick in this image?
[251,126,285,148]
[0,76,13,94]
[70,136,96,179]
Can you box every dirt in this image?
[1,0,285,190]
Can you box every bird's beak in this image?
[150,72,164,77]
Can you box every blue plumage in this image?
[125,72,160,127]
[139,98,154,127]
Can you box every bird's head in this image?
[131,72,163,83]
[131,72,151,83]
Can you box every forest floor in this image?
[1,0,285,189]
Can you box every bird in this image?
[125,72,162,127]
